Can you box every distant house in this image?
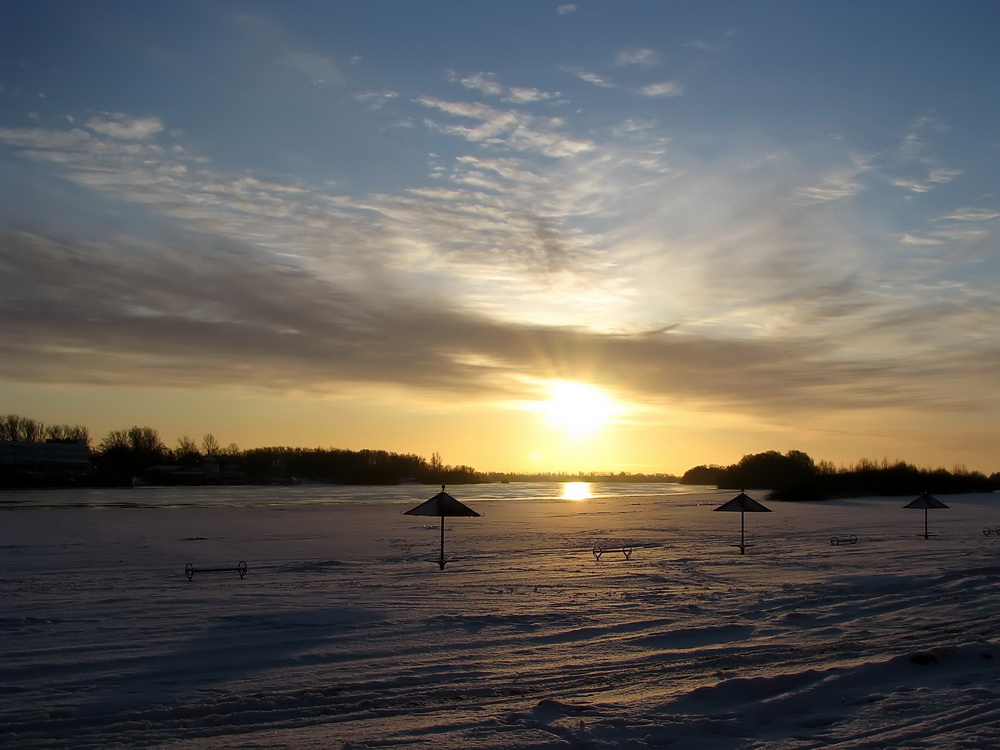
[0,439,92,481]
[143,456,227,486]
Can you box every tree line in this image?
[0,414,90,443]
[2,414,997,496]
[0,414,479,486]
[679,449,998,499]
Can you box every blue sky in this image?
[1,1,999,474]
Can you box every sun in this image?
[535,380,622,436]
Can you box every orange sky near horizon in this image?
[5,379,994,477]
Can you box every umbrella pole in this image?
[439,516,446,569]
[924,508,929,539]
[740,511,746,555]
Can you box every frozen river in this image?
[3,486,1000,748]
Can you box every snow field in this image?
[3,490,1000,748]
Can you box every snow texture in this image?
[2,486,1000,748]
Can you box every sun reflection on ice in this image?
[562,481,592,501]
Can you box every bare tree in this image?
[97,426,170,476]
[0,414,24,441]
[25,419,45,442]
[98,429,130,453]
[201,433,221,456]
[175,435,200,465]
[45,424,91,447]
[127,426,167,458]
[0,414,46,442]
[67,424,91,446]
[100,427,168,459]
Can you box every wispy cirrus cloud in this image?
[683,30,739,54]
[902,234,944,246]
[277,48,343,86]
[794,152,873,204]
[353,90,399,109]
[0,108,996,422]
[0,112,599,304]
[415,96,593,158]
[447,71,560,104]
[506,87,557,104]
[883,115,961,193]
[637,81,684,98]
[793,117,962,205]
[561,66,615,89]
[85,112,164,140]
[449,71,504,97]
[562,65,684,98]
[939,208,1000,222]
[888,168,961,194]
[902,206,999,247]
[231,12,345,87]
[616,48,660,67]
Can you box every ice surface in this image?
[2,487,1000,748]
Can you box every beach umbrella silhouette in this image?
[904,492,949,539]
[404,485,481,569]
[713,490,771,554]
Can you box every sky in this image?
[1,1,999,475]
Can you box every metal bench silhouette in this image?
[185,561,247,580]
[593,545,633,561]
[829,534,858,546]
[983,527,1000,537]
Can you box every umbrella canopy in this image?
[404,486,481,517]
[904,491,949,539]
[404,486,480,569]
[903,492,949,510]
[713,491,772,513]
[713,491,771,555]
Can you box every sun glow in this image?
[561,481,592,501]
[535,380,623,436]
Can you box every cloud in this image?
[790,121,960,203]
[889,169,961,194]
[637,81,684,98]
[562,66,615,89]
[683,40,718,53]
[1,222,993,421]
[900,206,999,248]
[939,208,1000,222]
[448,71,559,104]
[506,87,555,104]
[882,116,961,193]
[1,114,997,423]
[561,67,682,99]
[793,153,872,203]
[353,90,399,109]
[682,30,739,54]
[231,12,345,87]
[557,4,577,15]
[451,71,504,97]
[902,234,944,246]
[85,113,164,140]
[616,48,660,67]
[416,96,594,158]
[277,49,343,85]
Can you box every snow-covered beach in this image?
[3,485,1000,749]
